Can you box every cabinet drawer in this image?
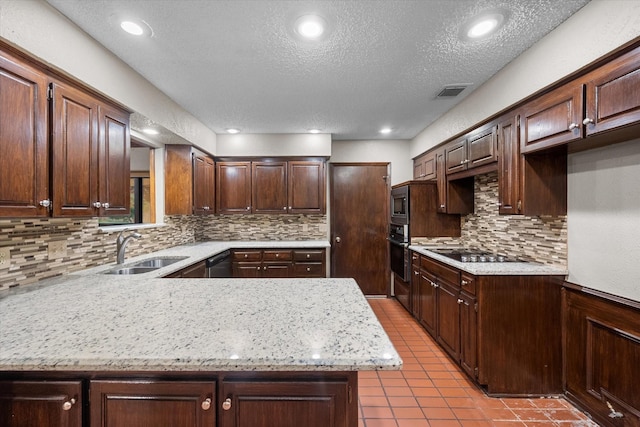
[292,263,325,277]
[421,257,460,285]
[460,273,476,295]
[233,250,262,261]
[293,250,324,261]
[263,250,292,261]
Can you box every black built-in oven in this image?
[389,223,409,282]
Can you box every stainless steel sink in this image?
[130,256,188,268]
[105,266,159,275]
[104,256,189,274]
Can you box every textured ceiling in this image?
[45,0,590,140]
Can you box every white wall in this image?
[567,140,640,301]
[0,0,217,153]
[330,140,412,186]
[217,134,331,157]
[410,0,640,157]
[130,147,150,172]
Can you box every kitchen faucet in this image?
[116,231,142,264]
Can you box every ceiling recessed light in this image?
[120,19,153,37]
[462,11,506,40]
[379,127,393,135]
[294,15,327,40]
[226,128,240,134]
[308,129,321,134]
[142,128,159,135]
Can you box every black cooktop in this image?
[428,248,514,263]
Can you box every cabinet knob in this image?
[62,398,76,411]
[246,206,250,210]
[461,280,469,286]
[276,253,279,257]
[283,206,287,210]
[306,254,310,258]
[306,267,311,272]
[414,271,419,276]
[244,254,248,258]
[201,398,212,411]
[92,201,101,208]
[222,397,232,411]
[440,204,445,209]
[583,117,594,126]
[102,202,110,209]
[568,122,580,130]
[335,236,341,243]
[457,298,464,304]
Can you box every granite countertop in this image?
[409,245,568,276]
[0,241,402,373]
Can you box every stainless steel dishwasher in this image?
[206,250,232,278]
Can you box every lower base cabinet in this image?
[0,381,82,427]
[0,372,357,427]
[232,248,326,278]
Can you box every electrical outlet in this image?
[48,241,67,259]
[0,247,10,268]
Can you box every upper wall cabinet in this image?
[413,151,436,180]
[521,44,640,154]
[217,159,326,215]
[165,145,215,215]
[0,46,131,218]
[0,49,49,217]
[445,124,498,176]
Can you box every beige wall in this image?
[217,134,332,157]
[330,140,412,186]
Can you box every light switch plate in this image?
[48,241,67,259]
[0,247,10,268]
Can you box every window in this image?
[98,175,151,226]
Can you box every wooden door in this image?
[99,103,130,217]
[90,380,215,427]
[330,163,389,295]
[0,380,82,427]
[50,81,100,217]
[220,380,350,427]
[288,160,325,214]
[0,51,49,217]
[252,161,287,213]
[217,161,252,214]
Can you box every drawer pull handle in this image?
[62,398,76,411]
[222,397,232,411]
[201,398,211,411]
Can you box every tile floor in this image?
[360,298,599,427]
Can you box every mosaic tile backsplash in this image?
[0,214,327,292]
[412,172,567,266]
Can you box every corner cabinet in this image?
[217,159,326,215]
[165,145,215,215]
[0,44,131,219]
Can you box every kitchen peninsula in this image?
[0,242,401,427]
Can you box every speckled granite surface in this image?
[409,245,567,276]
[0,275,401,372]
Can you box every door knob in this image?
[335,236,341,243]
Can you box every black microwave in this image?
[390,185,409,224]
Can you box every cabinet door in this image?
[413,155,425,180]
[193,155,215,214]
[50,82,100,217]
[444,138,467,174]
[220,380,350,427]
[233,262,262,277]
[497,113,521,215]
[459,291,477,379]
[422,151,437,180]
[418,270,437,337]
[263,262,291,278]
[90,380,215,427]
[467,125,497,169]
[180,261,207,278]
[0,52,49,217]
[437,280,461,361]
[99,103,130,217]
[584,45,640,137]
[0,380,82,427]
[288,160,325,214]
[164,145,194,215]
[252,161,287,214]
[520,80,583,154]
[217,162,252,214]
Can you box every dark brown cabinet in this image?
[165,145,215,215]
[445,125,497,176]
[217,159,325,215]
[413,151,436,180]
[459,289,477,380]
[232,248,326,278]
[0,50,49,217]
[497,113,521,215]
[90,380,215,427]
[0,47,130,219]
[417,268,437,337]
[0,380,82,427]
[220,379,350,427]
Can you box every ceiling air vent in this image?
[436,85,468,98]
